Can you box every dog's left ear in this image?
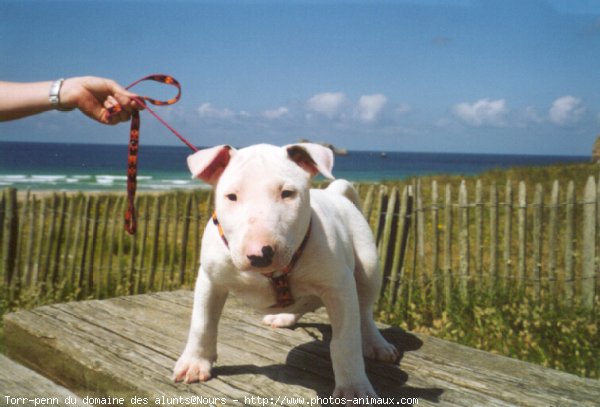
[187,145,235,185]
[285,143,335,179]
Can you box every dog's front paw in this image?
[262,313,299,328]
[333,381,378,405]
[363,337,399,363]
[173,354,213,384]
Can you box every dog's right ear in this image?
[187,145,235,185]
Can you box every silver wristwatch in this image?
[49,78,75,111]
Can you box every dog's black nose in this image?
[247,245,274,268]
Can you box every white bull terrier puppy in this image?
[173,143,399,400]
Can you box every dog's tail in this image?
[326,179,362,211]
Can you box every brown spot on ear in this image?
[287,145,319,176]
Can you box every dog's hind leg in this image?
[351,219,400,363]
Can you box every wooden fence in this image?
[1,177,599,314]
[361,177,599,313]
[0,189,212,306]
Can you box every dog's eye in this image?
[281,190,295,199]
[226,193,238,202]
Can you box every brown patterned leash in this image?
[107,74,198,234]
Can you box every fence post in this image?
[77,196,92,299]
[387,186,410,309]
[582,176,596,309]
[374,186,389,249]
[431,181,440,309]
[489,183,498,293]
[0,190,6,274]
[458,181,469,302]
[532,184,543,302]
[23,195,37,286]
[2,188,19,295]
[517,181,527,294]
[444,184,453,308]
[51,193,67,288]
[548,181,559,299]
[148,195,161,291]
[564,181,575,305]
[362,184,375,222]
[180,193,193,286]
[394,186,413,314]
[475,179,483,284]
[379,186,398,291]
[40,193,59,287]
[503,181,513,292]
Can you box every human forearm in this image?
[0,81,55,121]
[0,76,141,124]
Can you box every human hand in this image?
[59,76,143,125]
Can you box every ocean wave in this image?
[31,175,67,181]
[0,172,206,191]
[96,175,128,181]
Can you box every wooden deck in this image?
[3,291,599,406]
[0,354,92,406]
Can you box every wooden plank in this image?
[4,291,600,406]
[582,176,596,309]
[0,354,92,406]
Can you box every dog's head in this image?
[188,143,334,273]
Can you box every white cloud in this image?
[354,94,388,123]
[306,92,347,118]
[549,96,585,126]
[198,103,235,119]
[262,106,289,119]
[452,98,508,127]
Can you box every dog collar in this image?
[212,211,311,308]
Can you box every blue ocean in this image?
[0,141,588,191]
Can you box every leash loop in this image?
[107,74,197,235]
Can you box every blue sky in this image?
[1,0,599,155]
